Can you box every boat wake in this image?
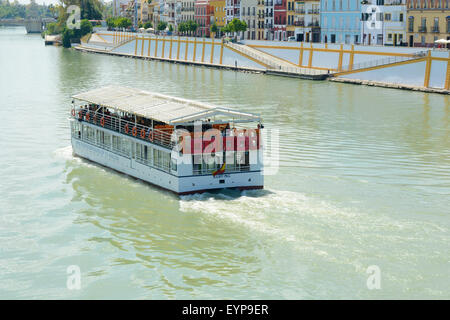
[53,145,76,161]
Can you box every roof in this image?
[72,86,260,124]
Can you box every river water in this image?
[0,27,449,299]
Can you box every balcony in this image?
[431,26,439,33]
[418,26,427,32]
[265,1,273,5]
[293,21,304,26]
[295,9,305,14]
[307,21,320,27]
[307,9,319,14]
[384,0,405,5]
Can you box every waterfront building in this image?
[406,0,450,47]
[113,0,130,17]
[195,0,213,37]
[211,0,227,35]
[286,0,295,38]
[320,0,360,44]
[294,0,320,42]
[138,0,151,23]
[257,0,265,39]
[162,0,177,27]
[240,0,258,39]
[360,0,406,46]
[264,0,275,40]
[226,0,241,22]
[274,0,287,40]
[181,0,195,22]
[151,1,160,27]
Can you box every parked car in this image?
[287,36,296,42]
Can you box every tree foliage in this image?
[210,22,218,33]
[61,18,92,47]
[157,21,167,31]
[0,0,53,19]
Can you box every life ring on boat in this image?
[86,113,90,121]
[71,109,75,117]
[132,126,137,137]
[124,123,129,134]
[148,130,154,142]
[78,110,83,120]
[100,117,105,127]
[140,128,146,139]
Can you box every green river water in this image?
[0,27,449,299]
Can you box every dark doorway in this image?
[409,35,414,47]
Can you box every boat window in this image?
[171,157,177,172]
[103,132,111,148]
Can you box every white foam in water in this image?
[179,188,359,243]
[53,145,76,161]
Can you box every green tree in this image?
[226,18,247,40]
[157,21,167,32]
[61,27,73,48]
[210,22,218,38]
[187,20,198,36]
[168,24,173,32]
[143,21,152,29]
[178,22,186,35]
[79,19,92,35]
[116,17,131,29]
[106,16,115,30]
[210,23,218,34]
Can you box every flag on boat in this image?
[212,163,226,177]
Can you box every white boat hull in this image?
[71,138,263,195]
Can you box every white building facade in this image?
[360,0,406,45]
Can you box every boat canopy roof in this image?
[72,86,261,124]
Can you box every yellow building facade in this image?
[210,0,226,28]
[406,0,450,47]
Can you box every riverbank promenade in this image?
[77,31,450,94]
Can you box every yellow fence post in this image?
[162,38,166,58]
[177,36,181,60]
[298,42,304,67]
[424,50,432,88]
[202,38,206,62]
[444,52,450,90]
[338,44,344,71]
[140,37,144,56]
[210,39,215,64]
[348,45,354,71]
[220,39,224,65]
[154,36,158,57]
[169,36,173,59]
[193,37,197,61]
[308,43,313,68]
[134,37,138,55]
[148,37,151,56]
[185,38,189,60]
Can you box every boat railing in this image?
[193,165,250,175]
[72,107,175,149]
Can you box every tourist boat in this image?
[70,86,264,195]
